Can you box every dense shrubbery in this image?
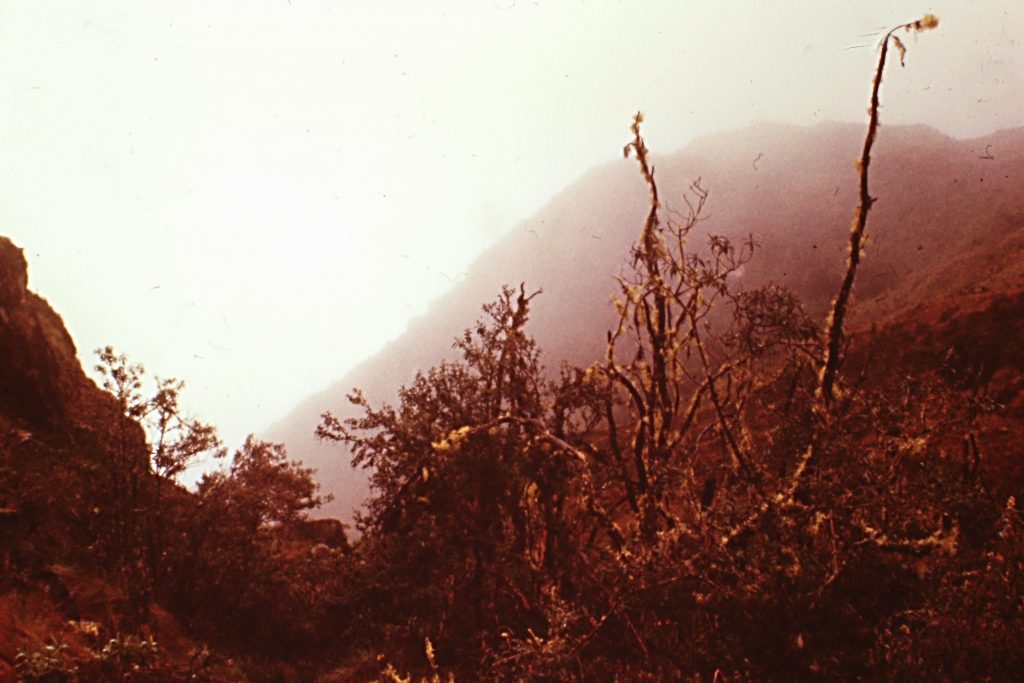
[318,174,1018,681]
[312,18,1021,679]
[4,347,346,679]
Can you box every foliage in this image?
[167,436,342,657]
[15,641,76,683]
[372,638,455,683]
[8,12,1023,681]
[92,346,224,630]
[318,284,596,672]
[89,634,160,680]
[94,346,223,485]
[13,634,214,682]
[313,15,1023,680]
[83,348,346,666]
[198,436,324,532]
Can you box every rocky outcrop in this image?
[0,238,27,308]
[0,236,148,566]
[0,236,130,436]
[0,238,250,682]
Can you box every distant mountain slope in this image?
[265,122,1024,524]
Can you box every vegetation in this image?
[313,13,1019,680]
[3,13,1023,681]
[15,640,76,683]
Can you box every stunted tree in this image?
[318,285,599,673]
[598,113,762,540]
[181,437,330,652]
[492,17,968,678]
[143,376,223,585]
[479,111,825,679]
[94,346,223,488]
[93,346,148,556]
[93,346,223,623]
[146,377,222,482]
[202,436,323,533]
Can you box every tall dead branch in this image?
[818,15,939,408]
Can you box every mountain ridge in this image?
[266,120,1024,523]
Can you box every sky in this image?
[1,1,1021,471]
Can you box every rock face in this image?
[0,238,251,681]
[0,236,128,436]
[0,237,27,307]
[0,236,149,549]
[0,235,152,579]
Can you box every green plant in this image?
[374,639,455,683]
[94,634,159,669]
[14,640,76,683]
[92,347,224,628]
[318,284,592,674]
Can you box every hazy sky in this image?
[2,1,1021,466]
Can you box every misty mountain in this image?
[266,121,1024,524]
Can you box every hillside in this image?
[267,121,1024,524]
[0,237,251,680]
[0,236,349,680]
[3,116,1022,679]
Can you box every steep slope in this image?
[0,238,252,681]
[0,236,150,561]
[266,122,1024,524]
[0,237,137,441]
